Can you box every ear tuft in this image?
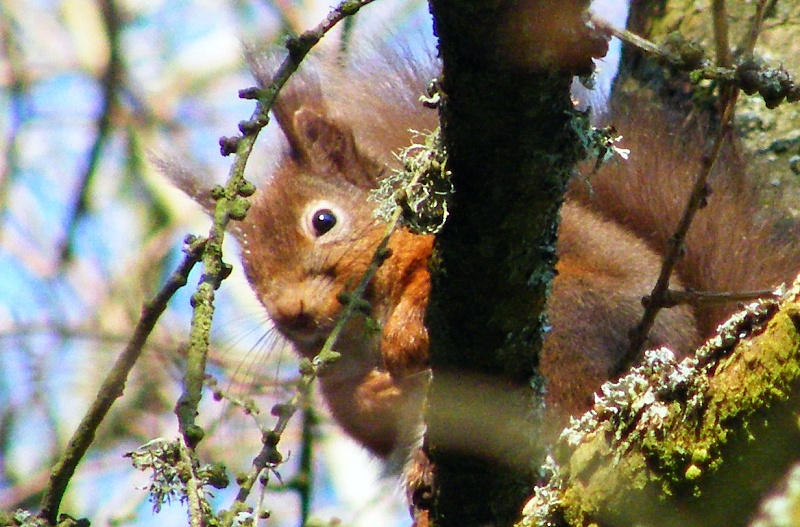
[150,155,217,215]
[247,49,381,188]
[152,154,250,241]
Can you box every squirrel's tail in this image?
[569,95,800,336]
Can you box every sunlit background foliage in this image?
[0,1,431,525]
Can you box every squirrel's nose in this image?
[271,296,317,335]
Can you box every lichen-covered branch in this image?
[636,0,800,215]
[520,275,800,527]
[38,237,206,525]
[593,10,800,109]
[173,0,378,466]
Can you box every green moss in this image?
[684,464,702,480]
[520,283,800,527]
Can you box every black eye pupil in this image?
[312,209,337,235]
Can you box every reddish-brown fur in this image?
[172,49,799,523]
[241,48,799,453]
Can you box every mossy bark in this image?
[519,276,800,527]
[423,1,598,525]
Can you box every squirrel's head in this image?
[239,98,388,356]
[163,50,436,363]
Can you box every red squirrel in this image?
[170,47,799,514]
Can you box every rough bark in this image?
[423,1,601,525]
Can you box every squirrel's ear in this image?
[248,49,378,187]
[292,108,357,167]
[284,107,378,188]
[271,85,322,155]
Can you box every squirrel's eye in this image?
[311,209,337,236]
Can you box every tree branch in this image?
[520,275,800,527]
[424,1,600,525]
[58,0,125,264]
[38,237,205,524]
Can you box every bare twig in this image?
[622,0,772,371]
[293,405,317,525]
[38,237,206,524]
[661,288,781,308]
[711,0,732,68]
[590,16,667,59]
[621,94,739,373]
[738,0,771,56]
[0,323,131,344]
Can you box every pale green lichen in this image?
[520,280,800,526]
[684,464,702,480]
[6,510,56,527]
[570,111,630,173]
[370,127,452,235]
[562,347,697,460]
[126,437,229,515]
[519,455,567,527]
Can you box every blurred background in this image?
[0,1,434,525]
[9,0,799,526]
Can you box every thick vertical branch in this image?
[424,1,599,525]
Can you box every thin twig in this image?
[221,108,429,522]
[166,0,378,522]
[38,237,206,524]
[621,94,739,373]
[173,0,379,445]
[589,16,668,59]
[711,0,732,68]
[223,203,405,526]
[0,323,131,344]
[622,0,773,371]
[738,0,770,56]
[294,405,317,525]
[662,288,780,308]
